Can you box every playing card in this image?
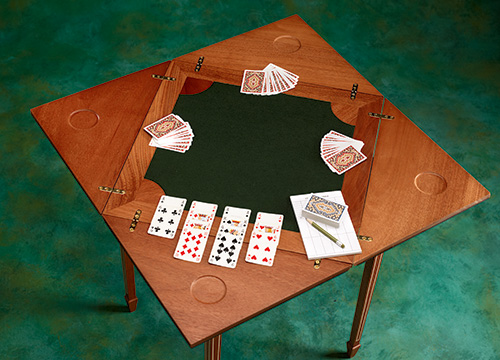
[245,212,284,266]
[322,131,364,152]
[269,69,286,93]
[272,68,292,92]
[173,201,218,263]
[148,195,187,239]
[241,64,299,96]
[302,193,347,226]
[208,206,251,268]
[320,130,367,174]
[144,114,186,139]
[324,145,367,174]
[267,63,299,84]
[265,68,279,95]
[265,63,299,87]
[240,70,266,95]
[149,137,191,153]
[146,114,194,153]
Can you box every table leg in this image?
[346,253,383,357]
[120,245,138,312]
[204,334,222,360]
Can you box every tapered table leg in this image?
[204,334,222,360]
[120,245,138,312]
[346,253,383,357]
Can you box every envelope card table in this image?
[31,15,489,359]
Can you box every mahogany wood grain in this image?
[174,15,382,97]
[205,335,222,360]
[181,77,214,95]
[103,214,351,347]
[103,179,164,225]
[31,62,169,213]
[104,62,188,214]
[347,253,383,357]
[121,245,138,312]
[341,100,383,232]
[354,100,490,265]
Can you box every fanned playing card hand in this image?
[320,130,367,174]
[145,113,194,153]
[240,63,299,96]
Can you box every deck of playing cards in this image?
[240,63,299,95]
[302,194,347,227]
[145,113,194,153]
[320,130,367,174]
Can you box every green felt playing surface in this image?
[145,82,354,231]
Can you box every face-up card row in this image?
[208,206,251,268]
[320,130,367,174]
[173,200,218,263]
[148,196,284,268]
[144,113,194,153]
[245,212,284,267]
[240,63,299,96]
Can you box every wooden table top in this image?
[31,15,489,347]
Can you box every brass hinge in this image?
[195,56,204,72]
[368,112,394,120]
[129,210,142,232]
[350,83,358,100]
[313,259,321,269]
[152,74,176,81]
[357,235,373,242]
[98,186,126,195]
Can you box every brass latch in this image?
[357,235,373,242]
[98,186,126,195]
[152,74,176,81]
[368,112,394,120]
[129,210,142,232]
[350,83,358,100]
[195,56,204,72]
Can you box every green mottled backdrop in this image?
[1,1,498,359]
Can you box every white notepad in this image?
[290,191,361,260]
